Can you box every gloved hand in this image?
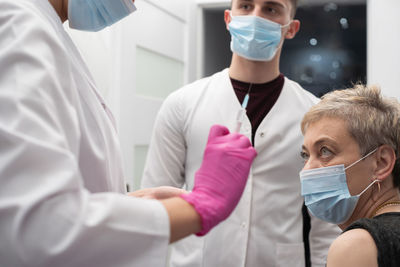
[180,124,257,236]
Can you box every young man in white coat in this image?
[141,0,341,266]
[0,0,257,266]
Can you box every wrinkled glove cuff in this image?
[180,192,215,236]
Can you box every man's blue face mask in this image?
[228,12,291,61]
[68,0,137,32]
[300,148,378,224]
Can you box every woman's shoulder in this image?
[326,228,378,267]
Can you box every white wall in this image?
[116,0,189,190]
[66,0,191,191]
[367,0,400,99]
[185,0,231,81]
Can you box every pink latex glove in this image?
[180,125,257,236]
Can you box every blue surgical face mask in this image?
[228,13,291,61]
[68,0,137,32]
[300,148,378,224]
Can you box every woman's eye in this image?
[300,151,309,161]
[320,147,333,158]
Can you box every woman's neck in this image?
[339,183,400,230]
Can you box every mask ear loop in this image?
[281,20,293,29]
[356,179,379,197]
[345,147,379,197]
[345,147,378,170]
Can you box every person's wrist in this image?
[160,197,202,243]
[180,191,216,236]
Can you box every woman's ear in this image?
[374,145,396,181]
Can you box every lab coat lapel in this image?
[216,69,252,136]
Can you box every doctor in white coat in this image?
[142,0,341,266]
[0,0,257,266]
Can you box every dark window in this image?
[281,2,367,97]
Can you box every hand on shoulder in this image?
[327,228,378,267]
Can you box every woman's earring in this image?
[377,180,381,192]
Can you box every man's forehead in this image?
[234,0,290,7]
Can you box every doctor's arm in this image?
[161,197,201,243]
[0,7,177,266]
[140,125,258,242]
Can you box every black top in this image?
[231,74,284,144]
[344,212,400,267]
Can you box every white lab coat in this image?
[142,69,341,267]
[0,0,169,266]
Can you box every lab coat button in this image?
[260,132,265,137]
[241,222,246,228]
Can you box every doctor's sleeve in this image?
[0,3,169,266]
[308,210,341,267]
[141,91,187,189]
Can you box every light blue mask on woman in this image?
[228,13,291,61]
[68,0,137,32]
[300,148,378,224]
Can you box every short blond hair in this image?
[301,84,400,188]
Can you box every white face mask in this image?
[300,148,378,224]
[228,13,291,61]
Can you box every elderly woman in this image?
[299,84,400,267]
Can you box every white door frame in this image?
[186,0,230,82]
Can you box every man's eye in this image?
[241,4,252,10]
[262,5,280,16]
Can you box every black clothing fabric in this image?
[344,212,400,267]
[230,74,284,144]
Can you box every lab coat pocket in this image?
[275,242,305,267]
